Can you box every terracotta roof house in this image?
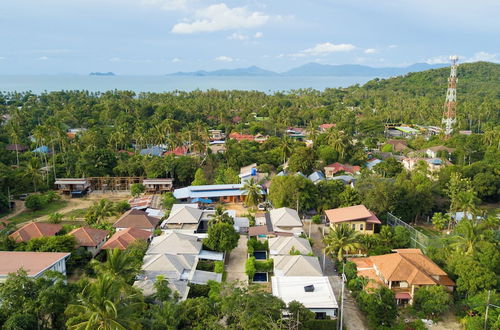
[113,209,160,232]
[349,249,455,305]
[102,228,152,250]
[273,255,323,277]
[68,227,109,256]
[268,236,312,255]
[228,132,254,142]
[325,205,381,234]
[268,207,303,236]
[0,251,70,282]
[164,146,189,157]
[318,123,336,132]
[5,144,28,152]
[10,222,62,243]
[324,163,361,178]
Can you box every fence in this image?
[387,212,430,250]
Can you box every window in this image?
[366,223,373,230]
[352,224,356,230]
[359,223,364,231]
[315,312,327,319]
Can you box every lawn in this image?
[414,225,441,237]
[7,200,69,226]
[63,208,89,219]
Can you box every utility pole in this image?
[442,55,459,139]
[484,290,491,330]
[339,262,346,330]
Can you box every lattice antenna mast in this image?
[442,55,459,138]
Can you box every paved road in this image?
[309,223,368,330]
[225,235,248,285]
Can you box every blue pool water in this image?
[253,251,267,260]
[253,272,268,282]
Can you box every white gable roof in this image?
[273,255,322,277]
[268,236,312,255]
[147,232,202,255]
[269,207,302,228]
[164,204,202,225]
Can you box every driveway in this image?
[309,223,368,330]
[225,234,248,285]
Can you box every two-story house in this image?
[325,205,381,234]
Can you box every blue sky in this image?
[0,0,498,74]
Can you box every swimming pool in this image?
[253,272,268,282]
[253,251,267,260]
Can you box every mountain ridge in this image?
[167,62,449,77]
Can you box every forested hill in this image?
[347,61,500,127]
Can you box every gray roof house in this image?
[268,236,312,255]
[268,207,303,235]
[273,255,323,277]
[147,232,202,255]
[308,171,325,184]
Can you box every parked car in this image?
[18,193,29,201]
[257,201,273,211]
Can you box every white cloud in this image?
[215,55,234,62]
[141,0,189,11]
[37,56,49,60]
[254,31,263,38]
[425,55,449,64]
[364,48,377,54]
[467,51,498,62]
[227,33,247,41]
[388,44,398,48]
[171,3,270,34]
[293,42,356,57]
[171,57,181,63]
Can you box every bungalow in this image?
[267,207,303,236]
[273,255,323,277]
[239,163,268,183]
[330,175,356,186]
[384,139,409,152]
[54,178,91,196]
[10,222,62,243]
[140,146,165,157]
[272,276,338,318]
[421,146,455,158]
[5,144,28,152]
[308,171,325,184]
[174,183,264,203]
[142,178,173,194]
[318,123,336,132]
[113,209,160,232]
[161,204,218,233]
[253,133,269,143]
[228,132,254,142]
[269,236,313,256]
[164,146,189,157]
[102,228,152,250]
[365,158,382,171]
[349,249,455,305]
[68,227,109,256]
[324,163,361,178]
[325,205,381,234]
[402,157,450,172]
[0,251,70,282]
[208,129,225,141]
[286,127,307,140]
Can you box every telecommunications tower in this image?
[442,55,459,138]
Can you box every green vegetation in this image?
[130,183,145,197]
[204,222,239,252]
[7,200,68,225]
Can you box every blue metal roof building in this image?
[174,184,265,203]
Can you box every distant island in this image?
[89,72,115,76]
[167,62,448,77]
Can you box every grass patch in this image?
[415,225,441,237]
[7,200,69,225]
[63,208,88,219]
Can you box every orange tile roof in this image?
[325,205,380,223]
[68,227,109,247]
[324,162,361,174]
[102,228,152,250]
[9,222,62,243]
[0,251,70,276]
[351,249,454,287]
[113,209,160,230]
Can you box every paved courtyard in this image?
[225,234,248,285]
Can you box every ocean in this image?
[0,75,377,94]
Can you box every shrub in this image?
[381,144,393,153]
[344,261,358,282]
[204,223,239,252]
[196,259,215,272]
[247,238,268,254]
[187,284,210,298]
[289,246,301,255]
[42,190,60,203]
[114,200,131,213]
[161,192,176,210]
[47,212,64,224]
[24,194,46,210]
[303,319,338,330]
[245,257,256,279]
[255,259,273,272]
[214,261,224,273]
[130,183,145,197]
[311,215,322,224]
[412,285,452,319]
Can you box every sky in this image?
[0,0,499,74]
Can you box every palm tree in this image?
[323,223,361,261]
[325,128,349,159]
[208,205,234,225]
[92,248,141,283]
[241,178,262,209]
[450,219,484,255]
[279,137,293,164]
[65,275,144,329]
[23,159,43,192]
[85,199,117,225]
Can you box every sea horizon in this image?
[0,75,379,94]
